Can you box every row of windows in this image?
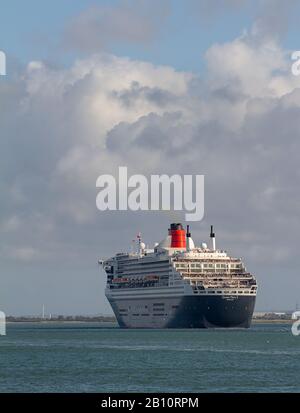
[175,263,242,269]
[194,290,256,295]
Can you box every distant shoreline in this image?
[6,320,117,324]
[6,318,293,324]
[252,319,292,324]
[6,316,116,323]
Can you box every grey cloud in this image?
[189,0,252,28]
[106,112,185,152]
[210,85,247,103]
[112,81,177,108]
[191,0,298,42]
[191,0,249,19]
[64,0,170,52]
[252,0,299,41]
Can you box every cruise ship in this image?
[99,223,257,328]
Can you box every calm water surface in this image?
[0,322,299,392]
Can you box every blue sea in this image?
[0,322,299,393]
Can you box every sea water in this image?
[0,322,299,393]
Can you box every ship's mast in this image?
[186,224,194,251]
[137,232,145,255]
[210,225,216,251]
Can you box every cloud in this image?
[64,0,170,52]
[191,0,298,42]
[1,19,300,313]
[191,0,249,19]
[252,0,298,41]
[204,34,295,100]
[0,53,193,264]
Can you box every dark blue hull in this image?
[109,294,256,329]
[166,295,256,328]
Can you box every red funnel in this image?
[169,223,186,248]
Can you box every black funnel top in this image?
[170,223,183,230]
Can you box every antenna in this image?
[210,225,216,251]
[186,225,191,238]
[137,232,144,254]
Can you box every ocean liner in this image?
[99,224,257,328]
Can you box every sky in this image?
[1,0,300,315]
